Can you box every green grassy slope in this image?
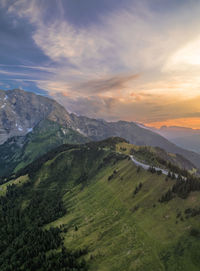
[1,138,199,270]
[48,152,200,271]
[0,119,88,177]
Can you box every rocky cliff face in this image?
[0,89,72,144]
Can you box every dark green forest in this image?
[0,174,87,271]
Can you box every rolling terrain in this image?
[0,138,199,271]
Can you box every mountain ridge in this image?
[148,125,200,154]
[1,89,200,169]
[0,89,72,144]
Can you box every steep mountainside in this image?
[0,138,199,271]
[1,89,200,169]
[0,119,88,177]
[0,89,72,144]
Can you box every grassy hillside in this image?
[0,138,199,270]
[0,119,88,177]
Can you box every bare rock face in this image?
[0,89,72,144]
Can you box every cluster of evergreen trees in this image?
[159,189,173,202]
[159,175,200,202]
[148,166,162,175]
[133,182,143,195]
[131,146,191,178]
[185,207,200,218]
[102,152,128,168]
[0,169,87,270]
[167,171,176,179]
[172,178,200,199]
[108,169,118,181]
[155,154,189,178]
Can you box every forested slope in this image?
[0,138,199,271]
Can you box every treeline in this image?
[159,176,200,202]
[86,137,128,150]
[17,140,127,181]
[172,178,200,198]
[0,167,87,270]
[1,138,128,185]
[0,144,78,185]
[15,144,78,179]
[131,147,192,178]
[98,152,128,172]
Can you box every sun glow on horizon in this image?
[145,117,200,130]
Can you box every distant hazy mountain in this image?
[150,125,200,154]
[1,89,200,169]
[171,134,200,154]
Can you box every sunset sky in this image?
[1,0,200,128]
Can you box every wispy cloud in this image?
[73,74,139,95]
[0,64,55,72]
[2,0,200,127]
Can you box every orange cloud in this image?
[146,117,200,129]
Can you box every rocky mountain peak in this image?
[0,89,72,144]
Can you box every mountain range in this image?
[150,126,200,154]
[1,89,200,172]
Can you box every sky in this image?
[1,0,200,128]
